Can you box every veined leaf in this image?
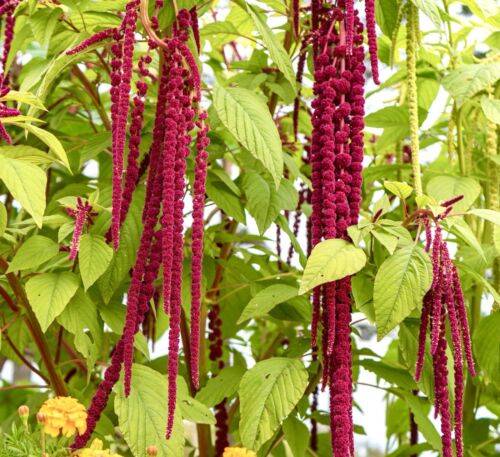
[115,365,184,457]
[238,284,299,323]
[196,366,246,408]
[468,208,500,226]
[299,239,366,294]
[239,358,308,451]
[474,311,500,386]
[26,272,79,331]
[213,85,283,186]
[7,235,59,272]
[246,4,296,92]
[481,96,500,124]
[79,234,113,290]
[374,245,432,339]
[427,175,481,213]
[0,155,46,228]
[442,63,500,107]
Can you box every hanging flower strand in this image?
[66,198,98,261]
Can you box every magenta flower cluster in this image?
[66,198,98,261]
[309,1,368,454]
[69,5,209,450]
[416,211,475,457]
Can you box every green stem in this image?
[406,4,422,196]
[455,107,467,175]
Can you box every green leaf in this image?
[283,415,309,457]
[398,390,441,451]
[365,106,409,130]
[0,145,57,165]
[196,365,246,408]
[374,245,432,340]
[448,219,486,262]
[480,96,500,124]
[239,358,308,451]
[409,0,441,26]
[57,289,103,376]
[242,173,297,234]
[468,209,500,226]
[375,0,400,37]
[0,201,6,237]
[494,225,500,252]
[0,155,46,228]
[358,359,417,390]
[26,272,79,331]
[79,234,114,290]
[442,63,500,107]
[299,239,366,294]
[384,181,413,199]
[246,4,296,93]
[372,228,398,255]
[0,90,46,110]
[30,7,61,47]
[212,85,283,186]
[238,284,298,324]
[177,377,216,425]
[426,175,481,213]
[473,311,500,386]
[115,365,184,457]
[15,123,70,169]
[7,235,59,272]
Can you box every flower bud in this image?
[36,412,47,424]
[18,405,29,418]
[146,445,158,456]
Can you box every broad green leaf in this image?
[0,155,46,228]
[239,358,308,451]
[213,85,283,186]
[79,234,113,290]
[30,7,61,47]
[427,175,481,213]
[372,229,398,255]
[398,390,441,451]
[481,96,500,124]
[7,235,59,272]
[196,365,246,408]
[448,219,486,262]
[0,90,46,110]
[238,284,298,324]
[206,178,246,224]
[384,181,413,199]
[299,239,366,294]
[374,245,432,339]
[246,4,296,92]
[473,311,500,386]
[283,415,309,457]
[242,172,298,234]
[359,359,417,390]
[115,365,184,457]
[468,209,500,226]
[57,289,103,376]
[0,201,6,237]
[375,0,400,37]
[410,0,441,26]
[26,272,79,331]
[16,123,70,169]
[442,63,500,107]
[365,106,409,131]
[177,377,216,425]
[0,145,57,165]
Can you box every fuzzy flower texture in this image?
[38,397,87,438]
[69,4,209,451]
[76,439,123,457]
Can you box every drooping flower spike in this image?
[66,198,98,261]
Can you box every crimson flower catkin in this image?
[66,198,98,261]
[308,1,373,454]
[69,7,209,447]
[414,208,475,457]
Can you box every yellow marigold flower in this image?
[223,447,256,457]
[76,439,123,457]
[38,396,87,438]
